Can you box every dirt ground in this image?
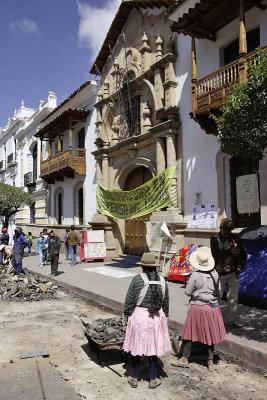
[0,290,266,400]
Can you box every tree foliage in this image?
[0,182,33,226]
[212,50,267,160]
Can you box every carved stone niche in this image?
[111,115,120,145]
[126,48,141,77]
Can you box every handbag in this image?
[171,335,184,357]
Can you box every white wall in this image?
[175,6,267,227]
[84,107,97,223]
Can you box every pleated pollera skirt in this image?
[181,304,226,346]
[123,306,171,357]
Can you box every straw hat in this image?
[137,252,159,268]
[189,246,215,272]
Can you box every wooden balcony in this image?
[191,46,266,134]
[40,148,86,183]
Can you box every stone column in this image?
[40,140,43,162]
[96,159,102,186]
[154,68,164,109]
[156,138,165,174]
[166,133,177,208]
[102,154,109,189]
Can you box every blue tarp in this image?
[239,237,267,300]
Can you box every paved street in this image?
[23,252,267,371]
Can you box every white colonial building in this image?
[169,0,267,232]
[0,92,57,234]
[36,81,98,227]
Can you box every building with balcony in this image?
[35,81,98,226]
[0,92,57,232]
[168,0,267,233]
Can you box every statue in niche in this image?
[142,102,152,132]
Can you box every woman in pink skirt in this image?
[123,252,171,389]
[171,246,226,371]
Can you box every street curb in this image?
[28,268,267,371]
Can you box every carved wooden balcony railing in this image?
[192,46,266,118]
[191,46,266,134]
[40,148,86,183]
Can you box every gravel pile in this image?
[81,317,126,344]
[0,264,58,302]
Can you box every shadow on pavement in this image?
[220,302,267,343]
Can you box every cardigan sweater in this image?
[124,271,169,317]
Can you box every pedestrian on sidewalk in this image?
[47,230,61,276]
[123,252,171,389]
[0,227,9,265]
[66,225,80,266]
[210,218,247,329]
[26,232,36,255]
[64,228,70,261]
[36,232,46,267]
[12,227,28,275]
[171,247,226,372]
[42,228,49,264]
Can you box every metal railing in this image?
[24,172,33,186]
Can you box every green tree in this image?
[0,182,33,227]
[212,50,267,160]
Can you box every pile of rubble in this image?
[0,264,58,302]
[81,317,126,344]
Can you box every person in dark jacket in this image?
[12,227,28,274]
[47,230,61,276]
[0,228,9,265]
[210,218,247,329]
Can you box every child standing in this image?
[26,232,36,255]
[36,232,46,267]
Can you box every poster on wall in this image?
[84,242,106,259]
[236,174,260,214]
[86,230,104,243]
[190,204,217,229]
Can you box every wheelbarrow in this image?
[84,331,124,367]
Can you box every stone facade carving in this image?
[92,6,183,257]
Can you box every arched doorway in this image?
[124,166,153,255]
[78,187,84,225]
[57,192,62,225]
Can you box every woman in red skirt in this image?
[171,246,226,371]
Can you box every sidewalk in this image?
[24,253,267,370]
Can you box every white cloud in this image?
[10,19,38,34]
[77,0,121,60]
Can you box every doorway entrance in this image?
[78,187,84,225]
[124,166,153,255]
[57,192,62,225]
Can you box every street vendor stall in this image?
[167,244,203,283]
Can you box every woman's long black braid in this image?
[142,266,159,295]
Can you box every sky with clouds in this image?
[0,0,120,127]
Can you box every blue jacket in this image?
[13,234,28,255]
[1,233,9,246]
[36,237,47,252]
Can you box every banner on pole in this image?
[96,165,176,219]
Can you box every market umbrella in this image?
[167,244,203,282]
